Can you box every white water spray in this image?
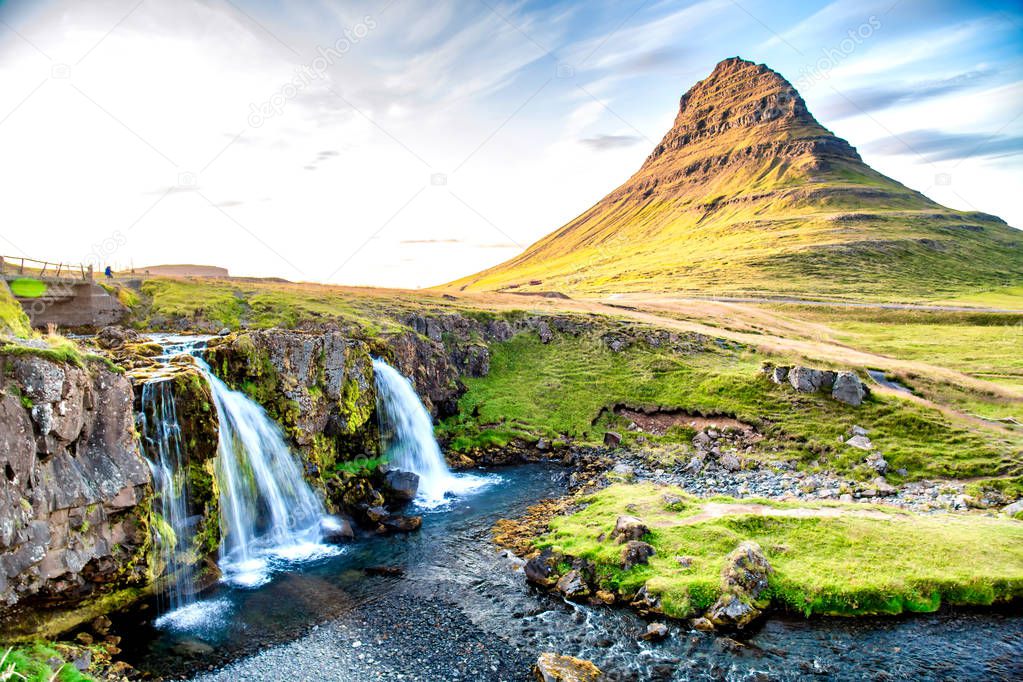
[372,359,493,508]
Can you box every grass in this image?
[1,642,97,682]
[439,332,1023,482]
[0,282,32,338]
[538,483,1023,618]
[138,278,418,333]
[0,335,122,374]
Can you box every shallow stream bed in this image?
[118,464,1023,681]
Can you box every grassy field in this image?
[538,483,1023,618]
[440,332,1023,483]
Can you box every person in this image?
[104,266,113,279]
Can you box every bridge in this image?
[1,255,127,329]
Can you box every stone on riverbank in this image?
[534,653,604,682]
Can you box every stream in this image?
[117,463,1023,681]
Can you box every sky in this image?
[0,0,1020,288]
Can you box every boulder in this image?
[705,593,760,630]
[865,452,888,475]
[524,548,559,586]
[603,431,622,447]
[845,435,873,450]
[537,321,554,344]
[382,515,422,533]
[610,463,635,479]
[641,622,669,641]
[320,516,355,543]
[788,366,822,392]
[770,366,790,384]
[1002,500,1023,517]
[533,653,604,682]
[610,515,649,543]
[719,453,742,472]
[555,570,590,600]
[703,541,772,630]
[96,325,141,350]
[383,469,420,503]
[621,541,656,570]
[832,371,868,406]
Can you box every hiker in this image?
[104,265,113,279]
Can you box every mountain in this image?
[448,57,1023,300]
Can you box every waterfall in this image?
[139,380,196,613]
[372,359,493,508]
[195,358,329,588]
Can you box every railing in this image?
[0,255,93,280]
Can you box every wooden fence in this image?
[0,255,93,280]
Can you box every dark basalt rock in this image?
[621,541,656,570]
[0,352,153,638]
[383,469,420,504]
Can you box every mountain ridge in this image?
[448,57,1022,301]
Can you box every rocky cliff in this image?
[0,352,152,638]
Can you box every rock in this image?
[218,327,231,336]
[661,493,684,508]
[832,371,868,406]
[719,453,742,472]
[872,478,896,496]
[0,354,152,636]
[641,622,668,641]
[383,469,420,503]
[770,366,790,384]
[611,515,649,543]
[691,617,715,632]
[533,652,604,682]
[524,548,559,586]
[705,593,761,630]
[850,425,869,437]
[536,438,550,451]
[365,505,389,523]
[610,463,635,479]
[537,321,554,344]
[621,541,656,570]
[631,584,661,611]
[683,454,705,474]
[320,516,355,543]
[382,515,422,533]
[845,435,873,450]
[839,493,854,503]
[595,589,616,604]
[721,541,772,597]
[74,632,93,645]
[90,615,112,636]
[788,366,826,393]
[96,325,142,349]
[692,431,713,449]
[865,452,888,475]
[1002,500,1023,517]
[603,431,622,447]
[556,570,590,600]
[704,541,772,630]
[675,555,694,568]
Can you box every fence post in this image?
[86,265,93,281]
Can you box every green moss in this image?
[2,642,99,682]
[540,483,1023,618]
[334,455,388,476]
[439,332,1022,481]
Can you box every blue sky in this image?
[0,0,1020,286]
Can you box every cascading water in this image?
[140,335,335,616]
[138,380,196,613]
[372,358,493,507]
[196,358,330,587]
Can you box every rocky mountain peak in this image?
[643,56,848,168]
